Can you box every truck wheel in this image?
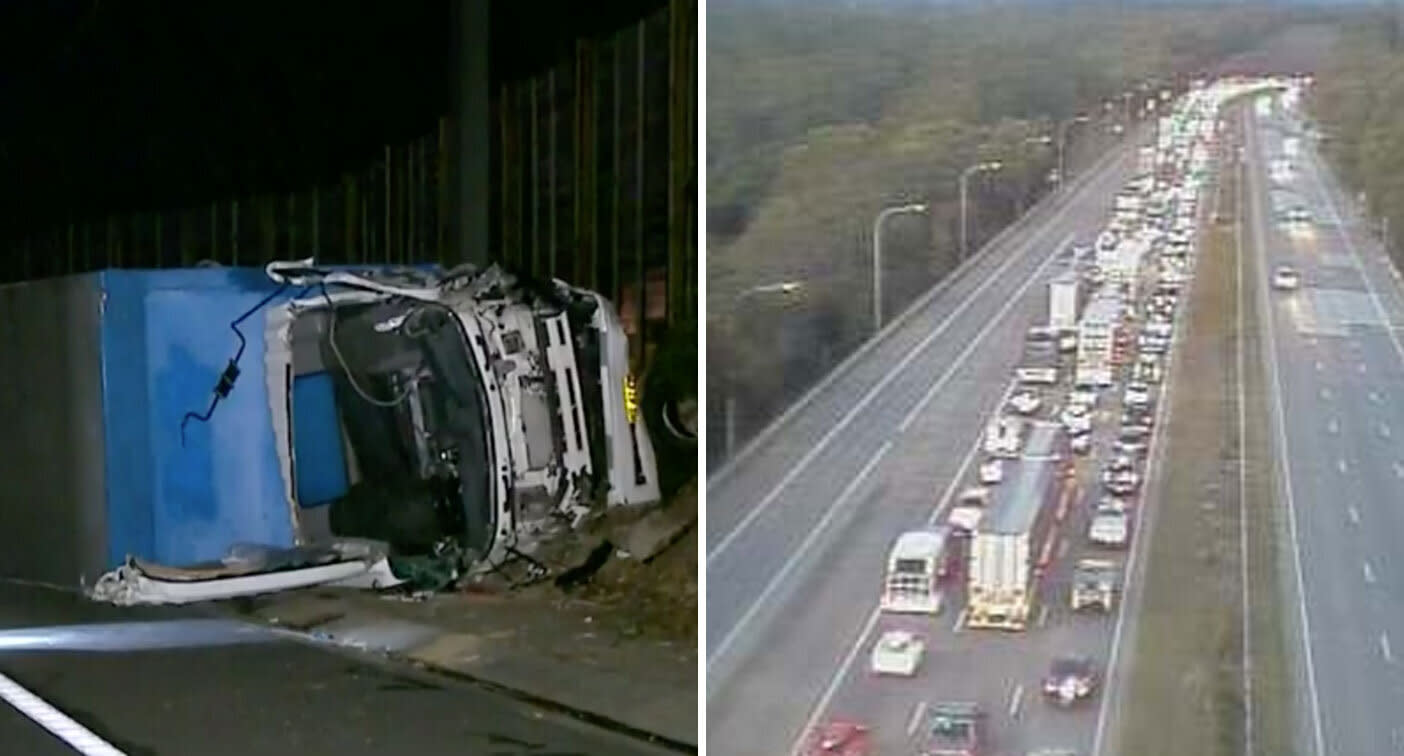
[642,319,697,500]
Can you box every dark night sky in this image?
[0,0,668,245]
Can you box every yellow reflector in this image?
[623,374,639,423]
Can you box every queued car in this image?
[917,702,984,756]
[1060,404,1092,436]
[1009,390,1042,415]
[979,458,1005,485]
[949,486,990,534]
[871,630,926,676]
[1124,381,1153,408]
[1089,506,1130,548]
[1070,433,1093,456]
[1042,657,1100,706]
[802,719,873,756]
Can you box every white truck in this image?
[880,528,952,614]
[1048,274,1081,331]
[966,421,1065,631]
[1075,296,1119,388]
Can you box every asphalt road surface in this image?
[706,123,1198,756]
[1245,95,1404,756]
[0,583,681,756]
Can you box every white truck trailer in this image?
[1075,295,1120,388]
[1048,274,1081,331]
[966,421,1066,631]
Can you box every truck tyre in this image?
[642,319,697,501]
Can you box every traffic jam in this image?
[797,79,1278,756]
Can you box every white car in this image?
[1060,404,1092,435]
[980,458,1005,485]
[1124,382,1152,408]
[1069,389,1098,408]
[870,630,925,676]
[1070,433,1093,455]
[1273,266,1301,291]
[1009,390,1042,415]
[1089,508,1130,548]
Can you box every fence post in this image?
[384,146,392,263]
[232,199,240,265]
[312,185,320,260]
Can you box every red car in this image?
[802,719,873,756]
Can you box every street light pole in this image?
[959,161,1002,261]
[872,203,927,331]
[724,281,803,456]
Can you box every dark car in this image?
[919,702,984,756]
[1043,657,1099,706]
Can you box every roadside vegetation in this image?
[1308,11,1404,262]
[707,0,1302,466]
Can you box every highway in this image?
[1245,94,1404,756]
[0,582,681,756]
[706,122,1188,756]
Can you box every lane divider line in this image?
[0,671,128,756]
[708,441,893,678]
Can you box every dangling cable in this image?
[179,282,292,446]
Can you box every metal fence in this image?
[8,0,697,369]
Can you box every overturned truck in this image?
[79,260,661,604]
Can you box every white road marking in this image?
[1008,683,1025,718]
[1057,538,1070,559]
[1338,458,1348,473]
[899,235,1076,432]
[1381,423,1392,439]
[1348,506,1361,525]
[1315,360,1324,371]
[907,700,928,737]
[1256,117,1326,756]
[711,226,1074,562]
[1370,391,1382,403]
[0,671,127,756]
[1382,632,1394,664]
[1038,604,1050,628]
[1319,386,1330,399]
[709,441,893,676]
[1362,561,1376,584]
[1359,363,1368,374]
[952,608,968,635]
[1395,462,1404,479]
[1327,419,1339,435]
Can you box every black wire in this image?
[178,281,293,446]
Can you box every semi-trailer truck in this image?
[966,421,1066,631]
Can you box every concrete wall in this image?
[0,276,109,586]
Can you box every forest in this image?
[1308,9,1404,259]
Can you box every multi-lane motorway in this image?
[1246,95,1404,756]
[708,78,1404,756]
[706,126,1167,756]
